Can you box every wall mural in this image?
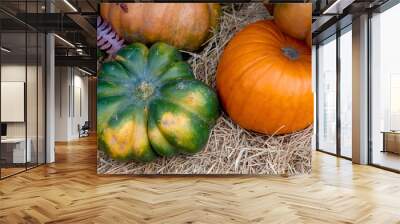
[97,3,313,175]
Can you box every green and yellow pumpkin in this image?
[97,42,220,162]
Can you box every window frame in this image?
[315,24,353,161]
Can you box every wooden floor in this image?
[373,150,400,171]
[0,167,26,178]
[1,136,400,224]
[1,163,42,178]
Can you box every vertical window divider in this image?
[24,0,28,171]
[59,68,62,117]
[68,70,71,118]
[315,45,320,151]
[80,88,82,117]
[0,21,2,179]
[36,0,39,168]
[367,10,373,165]
[44,34,47,164]
[72,68,75,118]
[336,28,342,157]
[44,0,48,165]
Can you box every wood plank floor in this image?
[1,135,400,224]
[0,167,26,178]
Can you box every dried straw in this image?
[97,3,313,176]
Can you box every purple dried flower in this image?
[97,16,124,55]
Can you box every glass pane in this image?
[38,32,45,165]
[0,0,46,178]
[340,29,352,158]
[26,0,39,169]
[371,3,400,171]
[1,30,27,177]
[27,31,38,169]
[318,36,337,154]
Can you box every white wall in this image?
[72,73,89,138]
[55,67,69,141]
[54,67,89,141]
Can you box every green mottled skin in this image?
[97,42,220,162]
[97,48,105,59]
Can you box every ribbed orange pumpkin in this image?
[216,20,313,135]
[273,3,312,40]
[100,3,220,51]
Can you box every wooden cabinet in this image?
[382,132,400,154]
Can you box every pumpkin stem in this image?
[281,47,299,60]
[136,81,154,100]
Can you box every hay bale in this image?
[97,3,312,176]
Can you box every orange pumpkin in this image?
[273,3,312,40]
[100,3,220,51]
[216,20,313,135]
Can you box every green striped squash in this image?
[98,42,220,162]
